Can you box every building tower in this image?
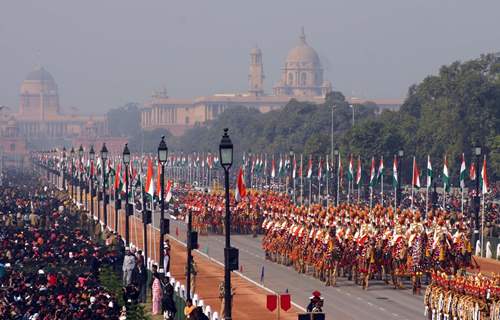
[248,46,264,96]
[273,27,332,97]
[19,66,60,121]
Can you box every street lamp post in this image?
[89,146,95,219]
[70,147,75,200]
[334,147,339,206]
[79,145,84,205]
[398,149,404,208]
[473,146,481,251]
[123,144,131,245]
[101,143,108,228]
[158,136,169,274]
[220,128,236,320]
[186,208,193,299]
[62,147,67,190]
[289,149,294,202]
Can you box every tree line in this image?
[108,53,500,183]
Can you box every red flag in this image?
[155,162,162,198]
[280,294,291,311]
[235,166,246,202]
[266,295,277,312]
[469,162,476,181]
[114,163,121,190]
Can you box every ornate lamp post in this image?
[78,145,84,205]
[220,128,237,320]
[89,145,95,218]
[70,147,75,199]
[101,143,108,228]
[158,136,169,274]
[62,147,67,190]
[123,143,131,245]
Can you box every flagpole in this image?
[347,178,350,204]
[426,186,429,217]
[293,154,296,205]
[369,185,373,213]
[481,194,485,257]
[380,157,384,207]
[326,155,329,207]
[336,153,340,207]
[443,188,446,209]
[461,187,464,215]
[357,182,360,204]
[318,156,321,205]
[411,156,415,210]
[300,154,303,206]
[309,176,312,208]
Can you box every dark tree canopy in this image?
[106,102,141,137]
[125,54,499,181]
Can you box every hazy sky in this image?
[1,1,499,114]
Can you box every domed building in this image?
[273,28,332,97]
[140,29,400,136]
[7,66,108,147]
[19,66,60,120]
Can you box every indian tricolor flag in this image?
[235,166,247,202]
[307,156,313,179]
[392,155,398,188]
[369,157,376,187]
[443,155,450,192]
[347,154,354,182]
[145,158,154,200]
[460,153,467,189]
[426,155,433,189]
[480,156,489,195]
[355,155,362,185]
[377,156,384,182]
[412,156,420,188]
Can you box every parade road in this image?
[162,214,424,320]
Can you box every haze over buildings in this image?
[1,1,499,114]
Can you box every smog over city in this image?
[0,2,499,320]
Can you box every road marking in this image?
[379,307,385,311]
[367,302,373,306]
[392,313,399,317]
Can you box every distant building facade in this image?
[0,66,108,151]
[140,29,402,136]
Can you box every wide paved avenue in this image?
[157,213,424,320]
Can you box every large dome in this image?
[285,29,321,66]
[20,66,58,94]
[25,66,56,83]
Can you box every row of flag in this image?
[409,154,489,194]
